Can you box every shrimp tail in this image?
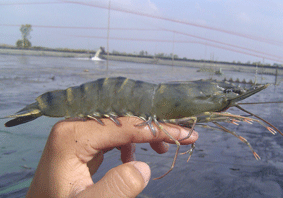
[4,102,42,127]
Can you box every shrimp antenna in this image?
[238,101,283,105]
[235,104,283,136]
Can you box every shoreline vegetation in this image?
[0,44,282,75]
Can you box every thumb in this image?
[77,161,151,198]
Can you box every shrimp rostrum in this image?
[3,77,282,179]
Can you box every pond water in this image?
[0,54,282,197]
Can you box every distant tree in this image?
[139,50,145,56]
[155,53,165,58]
[173,54,178,59]
[16,40,23,47]
[16,24,32,48]
[112,50,120,55]
[253,61,261,65]
[16,39,31,48]
[20,24,32,40]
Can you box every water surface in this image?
[0,55,282,197]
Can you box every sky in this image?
[1,0,283,64]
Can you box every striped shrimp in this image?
[3,77,282,179]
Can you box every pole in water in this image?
[106,0,111,71]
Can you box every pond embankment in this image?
[0,47,282,76]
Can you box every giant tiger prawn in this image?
[3,77,282,179]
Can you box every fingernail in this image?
[179,129,198,140]
[130,161,151,186]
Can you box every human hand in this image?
[26,117,198,198]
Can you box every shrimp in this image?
[3,77,282,179]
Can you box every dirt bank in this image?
[1,47,282,75]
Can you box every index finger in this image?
[48,117,198,162]
[53,116,197,148]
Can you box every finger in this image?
[120,143,136,163]
[52,117,198,151]
[75,161,150,198]
[150,142,169,154]
[87,150,104,175]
